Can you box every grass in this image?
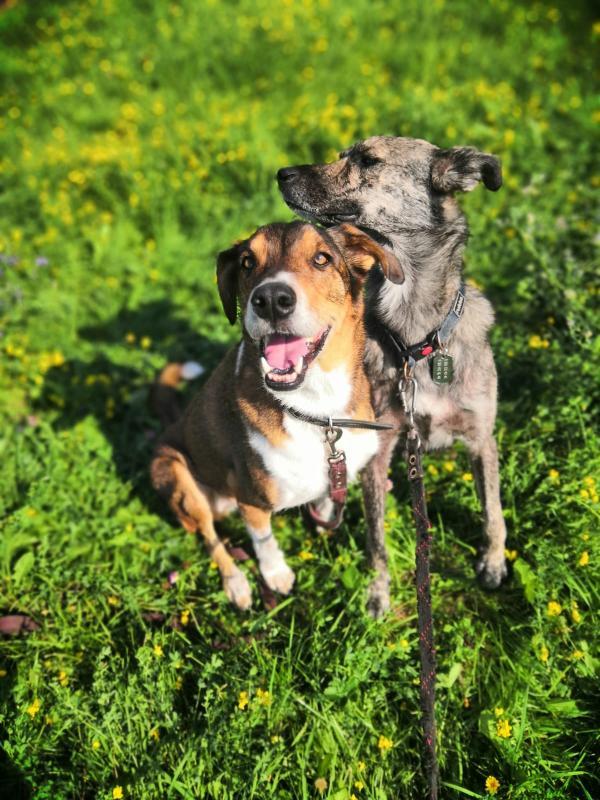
[0,0,598,798]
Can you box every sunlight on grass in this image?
[0,0,598,798]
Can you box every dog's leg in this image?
[361,429,399,618]
[467,435,508,589]
[151,444,252,609]
[239,504,295,595]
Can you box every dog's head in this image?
[277,136,502,238]
[217,221,402,392]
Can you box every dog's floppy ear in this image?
[216,244,240,325]
[328,224,404,285]
[431,146,502,193]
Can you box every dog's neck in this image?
[373,219,467,343]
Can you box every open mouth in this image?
[260,328,330,391]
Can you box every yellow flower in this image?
[26,698,41,718]
[298,550,314,561]
[107,595,120,606]
[113,788,124,800]
[504,549,518,562]
[578,551,589,567]
[462,472,473,482]
[571,603,581,624]
[238,691,249,710]
[443,460,456,472]
[427,464,439,477]
[180,609,190,625]
[547,601,562,617]
[529,334,549,349]
[486,775,500,795]
[140,336,152,350]
[92,739,100,750]
[539,645,549,663]
[256,688,271,706]
[357,760,366,772]
[314,777,328,793]
[494,706,505,717]
[548,468,560,482]
[378,735,393,751]
[354,779,364,790]
[572,649,584,660]
[124,332,136,344]
[0,669,7,678]
[58,670,69,687]
[150,728,159,741]
[583,476,595,487]
[153,644,163,657]
[496,718,512,738]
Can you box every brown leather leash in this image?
[401,370,439,800]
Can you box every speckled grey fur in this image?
[278,136,508,616]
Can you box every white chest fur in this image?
[248,416,378,512]
[248,364,379,512]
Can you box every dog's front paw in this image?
[224,570,252,610]
[476,551,508,589]
[262,561,296,595]
[367,575,390,618]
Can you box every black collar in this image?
[284,406,394,431]
[384,283,466,370]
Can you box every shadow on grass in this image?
[35,299,229,521]
[0,670,32,799]
[0,749,31,800]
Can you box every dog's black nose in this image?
[277,167,300,185]
[251,282,296,322]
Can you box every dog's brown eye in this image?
[313,252,331,268]
[240,254,255,270]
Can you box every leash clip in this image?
[399,374,419,430]
[325,417,343,457]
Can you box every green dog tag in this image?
[431,353,453,384]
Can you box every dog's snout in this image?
[251,282,296,322]
[277,167,300,186]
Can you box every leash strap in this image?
[400,375,439,800]
[407,432,439,800]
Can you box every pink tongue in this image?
[264,335,310,370]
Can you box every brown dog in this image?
[151,221,402,609]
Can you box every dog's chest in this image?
[413,377,474,450]
[247,417,378,511]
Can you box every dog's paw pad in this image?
[367,577,391,619]
[224,571,252,610]
[263,563,295,595]
[476,554,508,589]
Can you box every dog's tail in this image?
[149,361,204,428]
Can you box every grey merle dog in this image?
[277,136,508,617]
